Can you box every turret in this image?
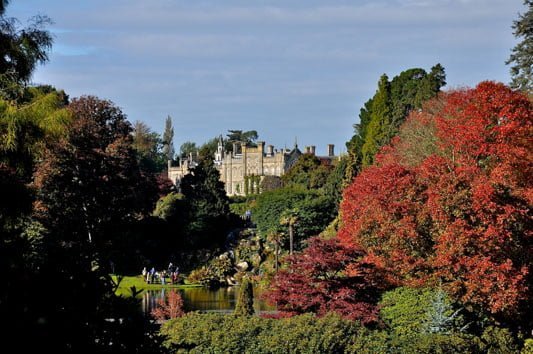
[327,144,335,157]
[215,134,224,163]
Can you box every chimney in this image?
[305,146,310,154]
[327,144,335,157]
[267,145,274,156]
[310,145,316,155]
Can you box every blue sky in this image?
[9,0,524,156]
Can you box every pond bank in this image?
[112,275,202,297]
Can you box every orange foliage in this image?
[151,290,185,322]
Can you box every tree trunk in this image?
[289,223,294,255]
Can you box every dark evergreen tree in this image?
[507,0,533,92]
[361,74,392,166]
[234,276,255,317]
[347,65,446,173]
[180,159,233,248]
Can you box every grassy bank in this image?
[112,275,202,297]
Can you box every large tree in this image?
[30,95,162,351]
[507,0,533,92]
[0,0,53,99]
[35,96,159,245]
[347,65,446,173]
[179,159,233,248]
[339,82,532,325]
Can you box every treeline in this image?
[0,2,236,351]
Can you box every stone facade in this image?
[167,153,198,190]
[168,135,337,196]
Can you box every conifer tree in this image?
[234,276,255,317]
[507,0,533,92]
[361,74,391,166]
[162,115,175,161]
[347,65,446,174]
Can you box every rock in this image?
[251,254,262,268]
[235,261,249,272]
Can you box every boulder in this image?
[235,261,249,272]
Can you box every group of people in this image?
[142,262,181,285]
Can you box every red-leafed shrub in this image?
[263,236,388,324]
[151,290,185,322]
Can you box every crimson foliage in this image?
[264,236,386,324]
[339,82,532,320]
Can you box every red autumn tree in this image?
[151,290,185,322]
[264,236,387,324]
[339,82,532,321]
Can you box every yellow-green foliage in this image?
[186,267,212,286]
[160,310,528,353]
[0,91,70,150]
[160,312,360,353]
[234,277,254,317]
[522,339,533,354]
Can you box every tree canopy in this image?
[0,1,53,99]
[346,65,446,173]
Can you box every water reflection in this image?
[141,286,275,315]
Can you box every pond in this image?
[141,286,276,315]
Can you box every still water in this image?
[141,286,275,315]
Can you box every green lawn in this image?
[111,275,202,297]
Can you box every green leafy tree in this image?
[252,185,308,239]
[323,156,349,211]
[0,1,53,100]
[35,96,159,245]
[198,136,219,160]
[132,120,166,173]
[259,175,282,192]
[10,96,164,352]
[179,140,198,158]
[0,88,70,179]
[225,129,258,150]
[281,153,332,189]
[507,0,533,92]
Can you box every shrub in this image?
[151,290,185,322]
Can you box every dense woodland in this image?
[1,0,532,353]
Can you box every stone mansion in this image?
[168,136,337,196]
